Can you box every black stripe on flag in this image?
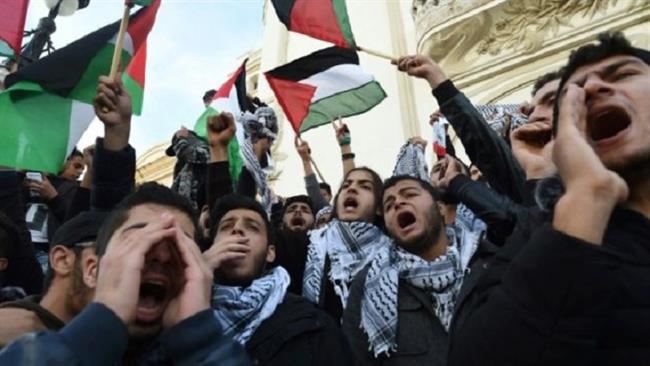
[265,46,359,82]
[235,60,252,112]
[5,6,150,97]
[270,0,294,28]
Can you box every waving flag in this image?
[0,0,160,173]
[265,46,385,134]
[0,0,29,58]
[270,0,355,48]
[194,60,249,183]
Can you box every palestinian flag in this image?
[0,0,29,58]
[0,0,160,173]
[270,0,355,48]
[194,60,250,182]
[265,46,385,134]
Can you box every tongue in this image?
[138,295,158,310]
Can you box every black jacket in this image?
[247,293,353,366]
[433,80,527,204]
[449,207,650,366]
[342,267,449,366]
[272,230,310,295]
[0,171,43,295]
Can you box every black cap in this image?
[50,211,109,249]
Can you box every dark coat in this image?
[0,303,251,366]
[247,293,353,366]
[433,80,527,204]
[449,207,650,366]
[342,266,449,366]
[0,171,43,294]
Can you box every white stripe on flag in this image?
[300,64,374,102]
[109,32,134,56]
[66,101,95,156]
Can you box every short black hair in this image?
[332,167,384,227]
[208,194,274,246]
[283,195,313,216]
[531,69,563,97]
[553,32,650,133]
[382,175,442,205]
[67,148,83,160]
[95,182,198,257]
[318,182,332,196]
[202,89,216,104]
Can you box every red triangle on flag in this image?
[264,74,316,133]
[127,0,161,52]
[125,40,146,87]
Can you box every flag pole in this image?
[108,3,133,80]
[310,156,327,184]
[356,46,397,62]
[296,136,327,183]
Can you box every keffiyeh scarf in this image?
[361,239,465,357]
[212,266,290,344]
[237,111,273,214]
[476,104,528,137]
[392,142,429,181]
[303,219,392,307]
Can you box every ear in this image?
[49,246,75,276]
[266,244,276,263]
[0,258,8,271]
[82,253,99,289]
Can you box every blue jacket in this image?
[0,303,251,366]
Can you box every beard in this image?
[394,206,444,257]
[66,257,92,317]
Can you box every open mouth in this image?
[291,217,305,227]
[397,211,416,230]
[137,280,169,323]
[343,197,358,210]
[587,107,631,143]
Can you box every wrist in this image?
[104,124,130,151]
[342,152,355,161]
[426,73,448,89]
[210,146,228,162]
[340,145,352,154]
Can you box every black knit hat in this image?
[51,211,109,250]
[208,194,274,245]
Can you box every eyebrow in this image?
[572,58,645,86]
[123,222,147,232]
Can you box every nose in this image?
[583,74,612,102]
[230,220,245,236]
[147,241,172,264]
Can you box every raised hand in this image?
[94,75,132,151]
[438,155,464,189]
[393,55,448,89]
[510,122,556,179]
[207,112,236,148]
[333,118,351,147]
[552,84,628,244]
[295,137,311,162]
[163,222,213,328]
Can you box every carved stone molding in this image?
[414,0,650,89]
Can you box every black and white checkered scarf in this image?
[360,233,464,357]
[302,219,392,307]
[212,266,290,345]
[392,142,429,181]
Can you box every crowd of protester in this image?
[0,31,648,365]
